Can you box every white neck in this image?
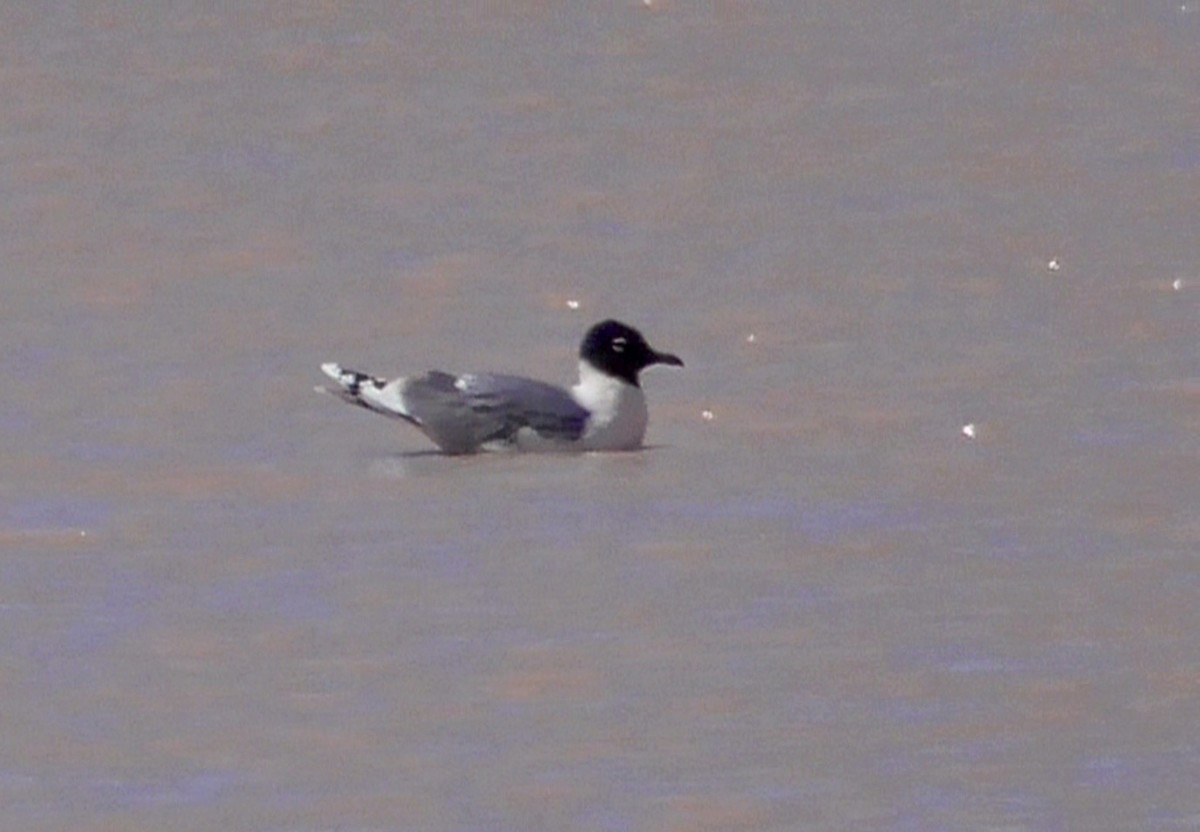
[571,361,648,450]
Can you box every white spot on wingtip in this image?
[1046,258,1061,272]
[701,409,715,421]
[962,423,977,439]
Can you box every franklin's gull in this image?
[318,319,683,454]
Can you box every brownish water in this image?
[3,4,1198,831]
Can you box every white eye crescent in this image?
[612,336,627,353]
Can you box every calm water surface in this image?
[2,4,1198,831]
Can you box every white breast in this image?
[571,361,649,451]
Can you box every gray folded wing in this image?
[402,371,589,452]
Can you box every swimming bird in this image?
[318,319,683,454]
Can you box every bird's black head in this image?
[579,319,684,387]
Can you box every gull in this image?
[318,319,683,454]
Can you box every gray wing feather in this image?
[402,371,588,452]
[456,373,589,441]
